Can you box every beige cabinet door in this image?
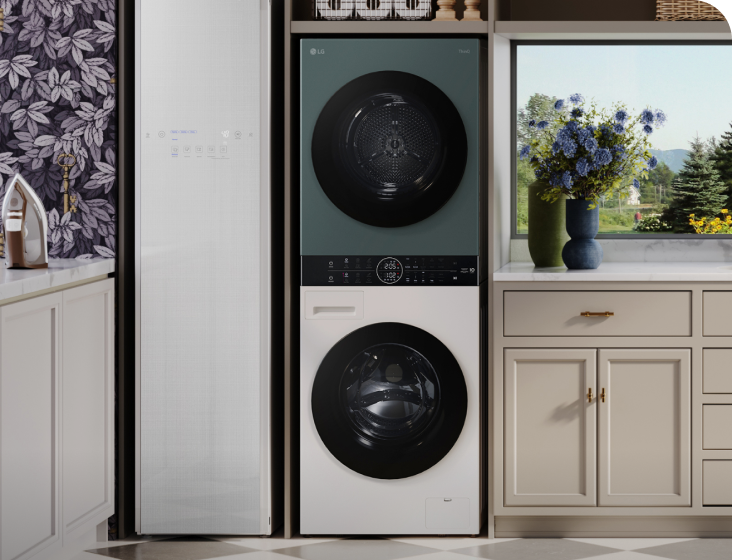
[598,349,691,507]
[504,349,597,506]
[0,293,62,560]
[62,280,115,540]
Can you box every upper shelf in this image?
[291,21,491,34]
[495,20,731,40]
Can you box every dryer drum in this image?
[312,322,468,479]
[312,71,468,228]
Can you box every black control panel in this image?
[302,256,479,286]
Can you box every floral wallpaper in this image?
[0,0,116,259]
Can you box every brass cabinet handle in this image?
[587,388,593,403]
[600,388,606,403]
[581,311,614,317]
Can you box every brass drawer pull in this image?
[600,388,606,403]
[581,311,614,317]
[587,388,593,403]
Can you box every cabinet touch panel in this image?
[137,0,268,534]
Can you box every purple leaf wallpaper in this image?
[0,0,116,259]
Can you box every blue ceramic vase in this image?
[562,199,603,269]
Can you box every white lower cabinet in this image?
[0,279,114,560]
[598,349,690,507]
[61,281,115,541]
[504,348,691,508]
[504,349,597,507]
[0,293,61,560]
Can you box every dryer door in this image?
[311,322,468,479]
[312,71,468,228]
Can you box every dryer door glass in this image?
[312,322,468,480]
[312,71,468,228]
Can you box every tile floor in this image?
[72,533,732,560]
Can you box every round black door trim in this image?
[312,322,468,480]
[312,71,468,228]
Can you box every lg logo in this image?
[459,49,470,54]
[310,48,325,55]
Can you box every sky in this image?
[516,44,732,151]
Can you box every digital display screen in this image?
[376,257,402,284]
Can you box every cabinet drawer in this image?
[703,461,732,506]
[703,349,732,393]
[504,291,691,337]
[703,405,732,449]
[704,292,732,336]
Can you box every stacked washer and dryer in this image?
[300,38,486,536]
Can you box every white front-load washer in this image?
[301,286,481,535]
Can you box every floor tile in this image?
[593,553,670,560]
[389,538,518,551]
[222,536,339,551]
[633,539,732,560]
[395,553,476,560]
[85,536,257,560]
[273,538,441,560]
[566,539,698,551]
[209,552,292,560]
[452,538,622,560]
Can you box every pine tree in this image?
[711,121,732,201]
[663,137,728,232]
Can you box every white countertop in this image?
[0,258,114,303]
[494,261,732,282]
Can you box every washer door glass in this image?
[312,322,468,479]
[312,71,468,228]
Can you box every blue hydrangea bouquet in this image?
[519,94,666,206]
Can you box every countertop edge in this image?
[0,259,115,305]
[493,262,732,282]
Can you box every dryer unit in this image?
[300,287,481,535]
[300,38,484,260]
[135,0,279,535]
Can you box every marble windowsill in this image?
[0,258,114,304]
[494,261,732,282]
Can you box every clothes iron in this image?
[2,173,48,269]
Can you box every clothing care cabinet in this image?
[491,265,732,537]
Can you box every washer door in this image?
[312,71,468,228]
[312,322,468,479]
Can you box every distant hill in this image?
[649,149,689,174]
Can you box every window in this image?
[514,42,732,237]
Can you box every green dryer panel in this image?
[301,39,480,256]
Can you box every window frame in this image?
[511,40,732,240]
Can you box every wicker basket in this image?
[656,0,725,21]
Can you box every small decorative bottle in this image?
[461,0,482,20]
[434,0,457,20]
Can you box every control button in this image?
[183,145,191,153]
[208,145,216,153]
[328,260,334,268]
[195,145,203,153]
[328,275,334,283]
[220,145,227,154]
[171,146,179,153]
[235,131,242,139]
[158,131,165,138]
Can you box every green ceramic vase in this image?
[528,181,569,268]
